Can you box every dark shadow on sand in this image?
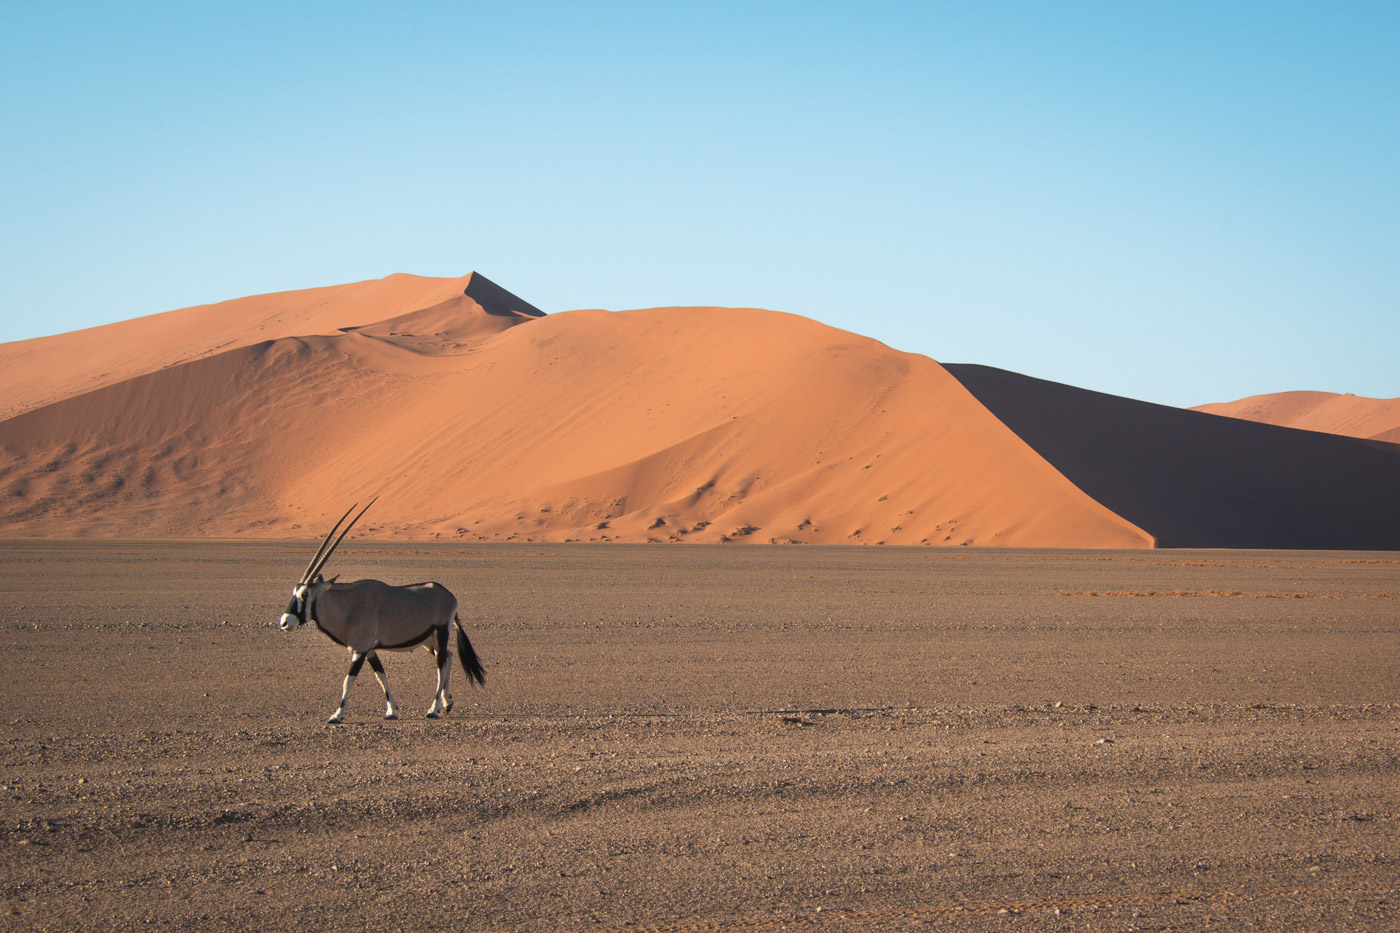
[946,364,1400,549]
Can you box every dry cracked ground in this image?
[1,541,1397,931]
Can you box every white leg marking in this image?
[328,674,354,724]
[374,670,398,720]
[329,650,364,724]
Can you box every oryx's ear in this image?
[311,573,323,584]
[327,575,339,584]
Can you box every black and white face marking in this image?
[279,584,309,631]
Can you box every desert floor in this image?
[2,541,1397,931]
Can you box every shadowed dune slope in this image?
[947,365,1400,549]
[1192,390,1400,443]
[0,301,1151,547]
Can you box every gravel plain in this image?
[2,540,1397,931]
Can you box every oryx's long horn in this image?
[305,497,378,583]
[299,502,359,586]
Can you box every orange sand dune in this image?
[3,276,1396,548]
[273,306,1149,547]
[0,273,488,421]
[1192,390,1400,443]
[0,291,1148,546]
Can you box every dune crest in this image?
[0,272,535,420]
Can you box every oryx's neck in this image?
[307,581,348,644]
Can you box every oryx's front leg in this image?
[366,651,398,720]
[328,650,367,724]
[426,625,453,719]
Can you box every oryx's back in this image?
[326,579,456,614]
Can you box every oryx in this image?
[278,500,485,723]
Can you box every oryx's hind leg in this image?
[366,652,398,720]
[328,650,367,724]
[426,625,453,719]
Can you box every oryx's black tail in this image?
[454,613,485,686]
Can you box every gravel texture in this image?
[2,541,1397,930]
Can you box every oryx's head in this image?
[278,499,375,632]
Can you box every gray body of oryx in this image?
[277,501,485,723]
[315,579,457,653]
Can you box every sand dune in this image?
[0,295,1148,546]
[1193,390,1400,443]
[2,275,1395,548]
[0,273,484,421]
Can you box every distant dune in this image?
[1193,390,1400,443]
[2,273,1396,548]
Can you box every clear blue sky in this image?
[3,1,1396,408]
